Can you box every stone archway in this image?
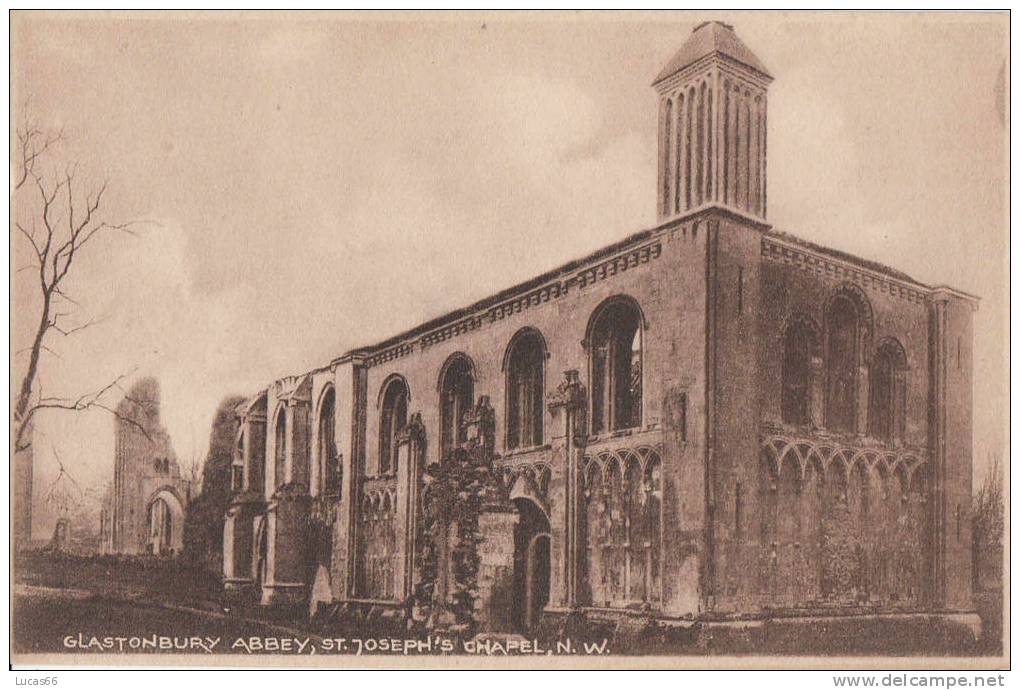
[145,487,185,555]
[511,497,551,633]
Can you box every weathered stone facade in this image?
[100,377,190,555]
[222,22,977,629]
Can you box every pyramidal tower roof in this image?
[653,21,771,85]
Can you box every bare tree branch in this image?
[44,445,86,516]
[15,122,64,191]
[14,371,153,453]
[50,313,106,337]
[14,344,61,359]
[12,119,146,456]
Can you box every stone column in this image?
[930,294,949,607]
[809,356,825,429]
[856,364,869,437]
[546,370,586,608]
[331,356,365,602]
[223,492,265,593]
[262,394,312,607]
[224,404,266,595]
[394,412,426,601]
[893,369,908,445]
[260,485,312,607]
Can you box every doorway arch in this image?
[512,497,551,632]
[145,487,185,555]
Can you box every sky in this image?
[10,11,1007,537]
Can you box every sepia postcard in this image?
[8,10,1009,671]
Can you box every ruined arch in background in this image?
[145,486,185,555]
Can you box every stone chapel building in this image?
[222,22,977,632]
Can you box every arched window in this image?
[439,355,474,457]
[318,387,340,496]
[505,330,545,450]
[782,317,819,426]
[379,377,408,475]
[589,298,643,434]
[826,296,860,433]
[232,432,244,492]
[869,340,908,443]
[274,407,287,488]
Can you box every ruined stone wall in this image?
[110,378,189,555]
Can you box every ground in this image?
[12,550,311,657]
[10,550,1004,658]
[12,586,311,656]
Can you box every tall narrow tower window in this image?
[685,85,694,210]
[722,83,731,204]
[696,81,706,206]
[705,84,713,202]
[661,98,673,216]
[674,93,685,213]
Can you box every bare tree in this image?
[44,446,85,518]
[973,454,1004,591]
[182,447,204,496]
[42,446,106,544]
[12,118,150,453]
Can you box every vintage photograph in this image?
[9,10,1008,669]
